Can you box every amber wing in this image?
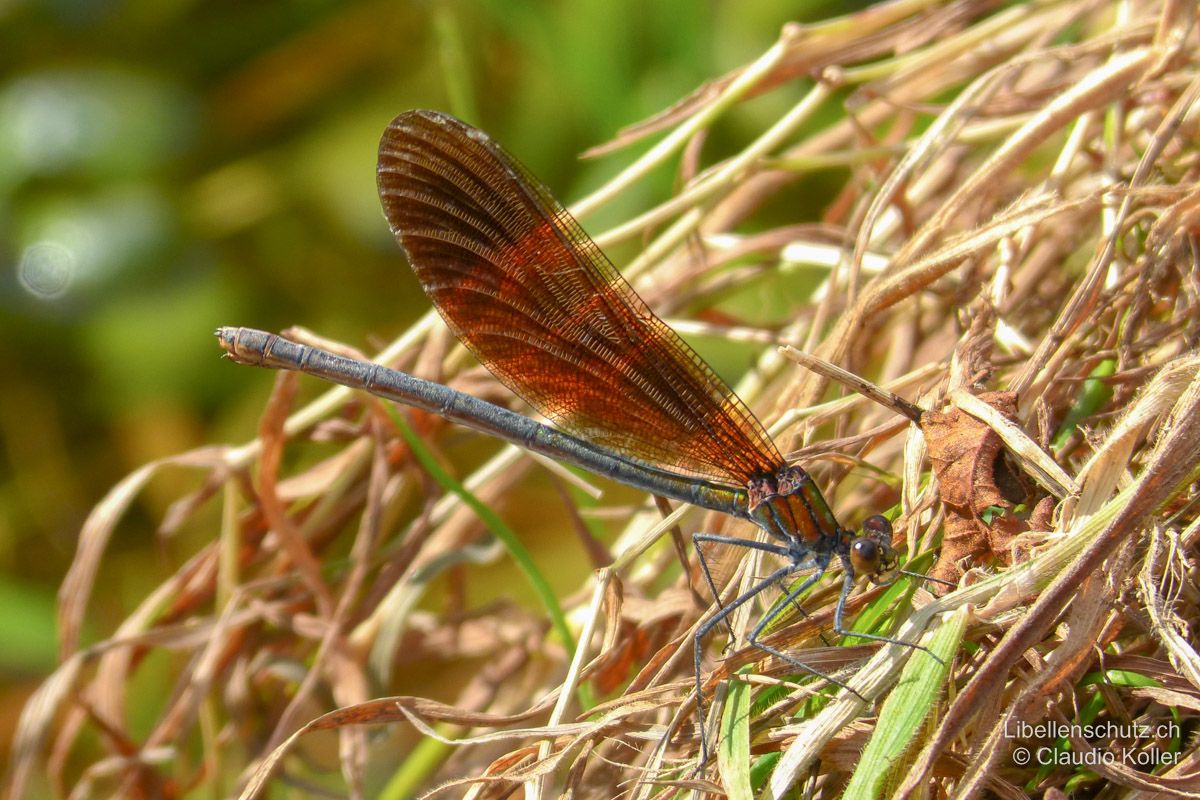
[377,110,784,487]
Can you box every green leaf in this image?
[718,670,753,800]
[384,407,582,691]
[842,606,967,800]
[1051,359,1115,451]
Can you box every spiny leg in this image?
[692,560,797,771]
[692,533,797,644]
[744,565,863,699]
[830,560,942,661]
[772,576,832,647]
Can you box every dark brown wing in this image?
[377,109,783,486]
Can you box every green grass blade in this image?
[432,4,479,124]
[384,407,578,661]
[1051,359,1115,452]
[378,724,456,800]
[842,606,967,800]
[718,670,753,800]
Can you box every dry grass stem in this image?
[13,2,1200,799]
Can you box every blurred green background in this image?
[0,0,852,769]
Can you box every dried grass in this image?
[10,1,1200,798]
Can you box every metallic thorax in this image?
[746,465,900,584]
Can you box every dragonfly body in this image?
[220,109,911,768]
[219,325,751,518]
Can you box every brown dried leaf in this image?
[275,439,372,500]
[236,695,557,800]
[4,654,86,800]
[591,625,657,696]
[57,446,229,659]
[922,391,1035,585]
[255,369,333,615]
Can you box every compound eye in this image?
[849,538,880,574]
[861,514,892,540]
